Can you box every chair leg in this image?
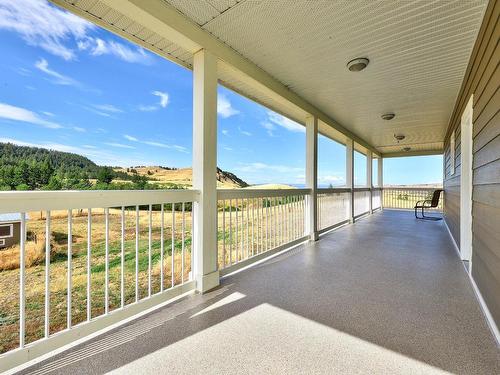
[421,207,442,221]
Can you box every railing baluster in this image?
[45,211,51,338]
[161,203,164,291]
[87,209,91,321]
[19,212,26,348]
[135,206,139,302]
[171,203,175,287]
[235,198,239,263]
[246,199,249,259]
[222,200,226,268]
[251,198,255,256]
[121,207,125,308]
[67,209,72,328]
[148,205,152,297]
[229,199,233,265]
[182,202,186,283]
[104,208,109,314]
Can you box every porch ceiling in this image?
[54,0,488,155]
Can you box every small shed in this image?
[0,213,24,249]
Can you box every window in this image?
[450,130,455,176]
[0,224,13,238]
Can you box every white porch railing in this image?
[354,188,371,218]
[216,189,310,275]
[0,190,197,366]
[317,188,350,232]
[372,188,382,210]
[382,187,443,211]
[0,186,391,368]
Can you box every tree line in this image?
[0,143,160,191]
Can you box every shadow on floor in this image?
[19,211,500,374]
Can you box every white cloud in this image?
[235,162,302,173]
[42,111,55,117]
[78,37,151,64]
[223,146,233,151]
[138,105,158,112]
[83,144,96,149]
[261,121,276,136]
[0,102,62,129]
[123,134,138,142]
[238,126,252,136]
[122,134,188,153]
[266,111,304,133]
[0,0,94,60]
[93,104,123,113]
[221,129,229,136]
[104,142,136,149]
[73,126,85,132]
[152,91,169,108]
[0,1,153,64]
[217,95,239,118]
[35,58,78,86]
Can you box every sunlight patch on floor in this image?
[111,303,451,374]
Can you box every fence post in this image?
[192,49,219,293]
[305,115,318,241]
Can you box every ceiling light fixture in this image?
[394,134,405,142]
[347,57,369,72]
[403,147,411,152]
[381,113,395,120]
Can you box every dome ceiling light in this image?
[381,113,395,120]
[347,57,369,72]
[394,134,405,142]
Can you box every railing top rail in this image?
[0,189,199,213]
[317,187,351,194]
[353,187,371,192]
[217,188,311,199]
[382,187,443,191]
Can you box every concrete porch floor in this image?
[19,210,500,374]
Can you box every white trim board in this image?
[443,219,500,347]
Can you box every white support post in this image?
[367,150,373,214]
[192,49,219,293]
[346,139,354,223]
[305,115,318,241]
[378,157,383,209]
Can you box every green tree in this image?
[97,167,114,184]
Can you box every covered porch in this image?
[19,210,500,374]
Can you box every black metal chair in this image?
[415,189,443,220]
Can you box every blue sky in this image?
[0,0,442,186]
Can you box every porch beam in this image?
[305,115,318,241]
[346,139,354,223]
[192,49,219,293]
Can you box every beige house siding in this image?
[444,0,500,327]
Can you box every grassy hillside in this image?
[115,166,248,188]
[0,142,248,190]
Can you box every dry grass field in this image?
[0,189,306,354]
[0,208,192,353]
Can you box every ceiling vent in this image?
[347,57,369,72]
[381,113,395,120]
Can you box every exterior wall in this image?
[444,0,500,328]
[0,222,20,248]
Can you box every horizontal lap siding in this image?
[444,0,500,328]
